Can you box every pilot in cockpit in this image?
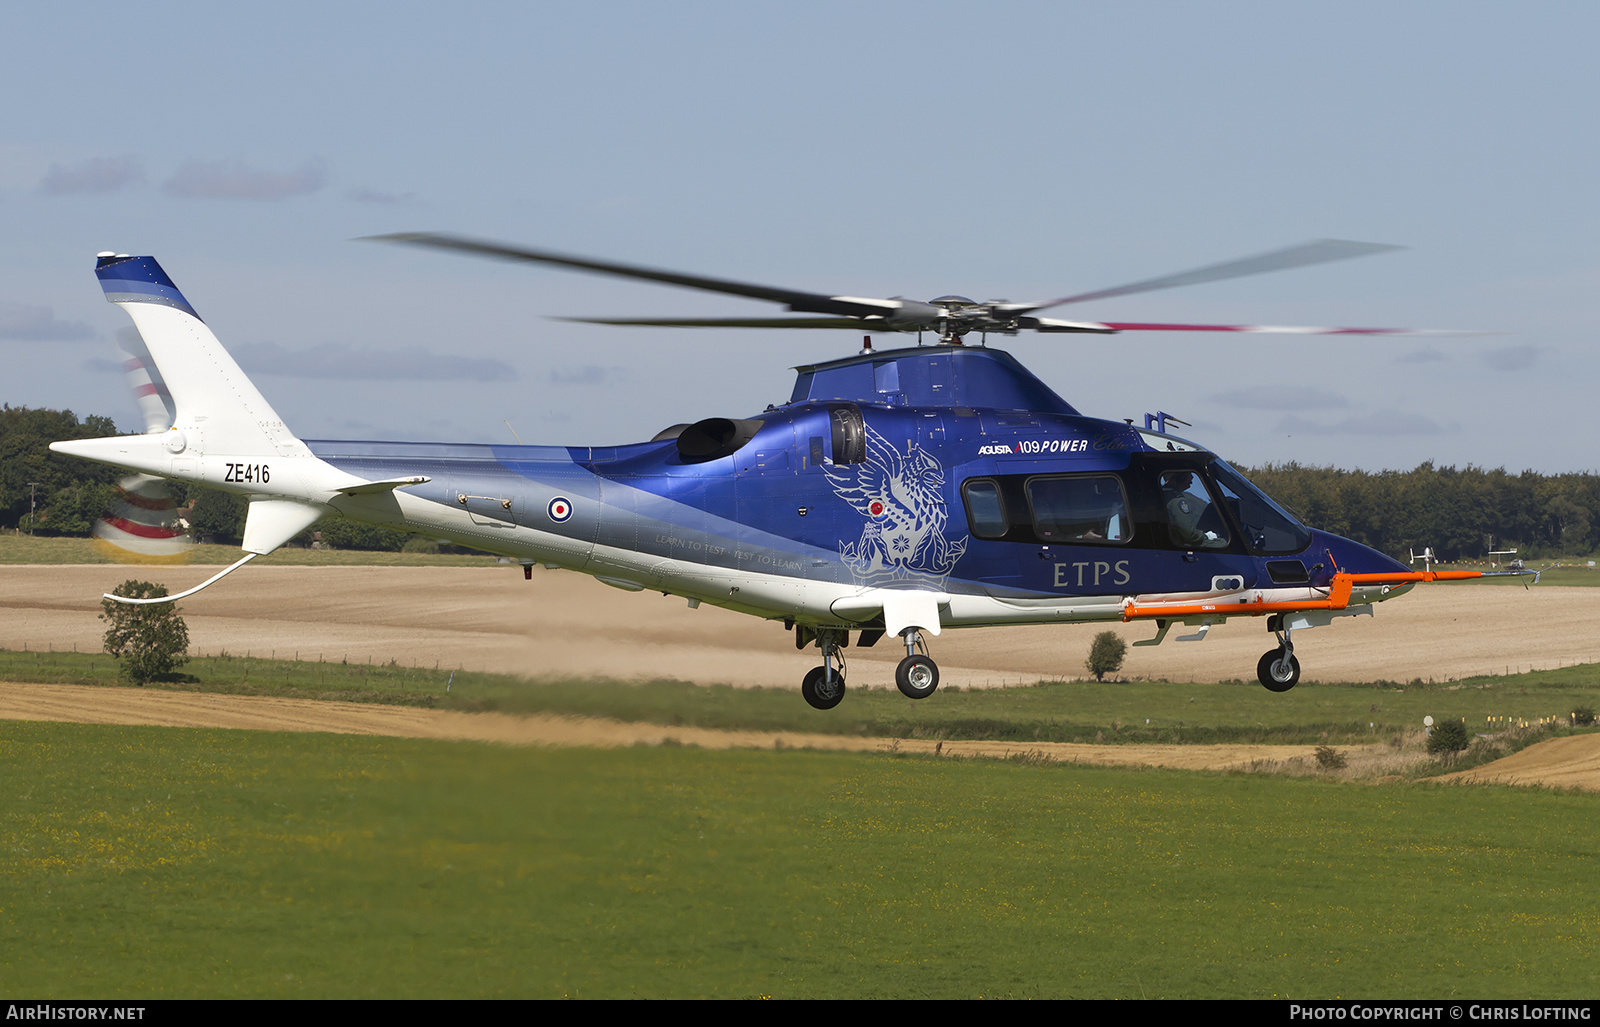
[1162,471,1227,549]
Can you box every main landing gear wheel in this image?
[802,665,845,710]
[896,654,940,700]
[1257,650,1301,692]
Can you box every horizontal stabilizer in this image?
[334,476,431,496]
[242,498,328,556]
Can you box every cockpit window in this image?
[1026,475,1130,544]
[1160,471,1229,549]
[1209,460,1312,555]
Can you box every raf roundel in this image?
[547,497,573,523]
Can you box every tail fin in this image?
[93,254,307,458]
[54,254,443,599]
[56,254,332,575]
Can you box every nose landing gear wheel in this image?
[802,665,845,710]
[1257,650,1301,692]
[896,654,940,700]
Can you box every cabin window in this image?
[961,479,1009,538]
[1159,471,1230,549]
[1026,475,1130,544]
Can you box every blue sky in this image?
[4,2,1597,471]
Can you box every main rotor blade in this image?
[1094,321,1488,336]
[1017,239,1404,313]
[558,316,900,330]
[367,232,896,319]
[570,315,1486,335]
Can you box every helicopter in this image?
[53,237,1514,710]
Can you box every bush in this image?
[401,537,441,554]
[1085,631,1127,682]
[1573,705,1596,727]
[99,580,190,685]
[1314,745,1348,770]
[1426,718,1470,755]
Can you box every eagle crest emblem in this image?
[825,425,968,586]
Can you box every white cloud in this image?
[37,155,144,194]
[346,186,419,205]
[233,340,515,382]
[0,302,95,341]
[162,158,326,200]
[1482,345,1541,372]
[1276,411,1447,436]
[1210,387,1347,411]
[549,365,626,385]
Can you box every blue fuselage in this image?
[306,345,1404,619]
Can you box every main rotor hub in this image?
[924,295,1004,345]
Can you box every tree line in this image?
[0,405,123,535]
[6,406,1596,559]
[0,406,414,551]
[1239,462,1596,561]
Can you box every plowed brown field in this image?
[3,564,1598,786]
[6,564,1596,686]
[0,680,1376,772]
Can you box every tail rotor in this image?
[91,325,193,563]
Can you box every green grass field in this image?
[1,719,1595,998]
[8,536,1597,996]
[5,648,1596,748]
